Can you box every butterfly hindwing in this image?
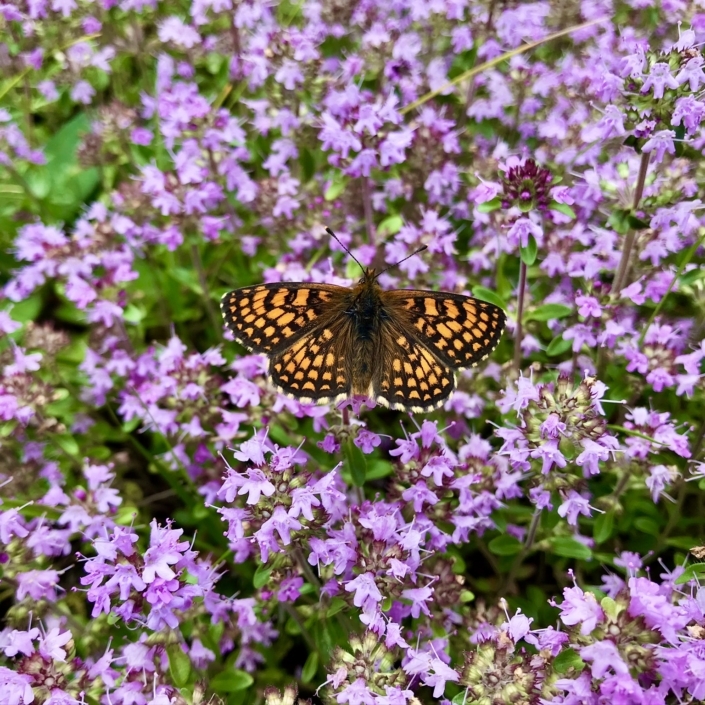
[374,321,455,412]
[220,283,347,354]
[381,290,506,369]
[269,318,355,403]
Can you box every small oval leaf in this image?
[520,235,538,266]
[253,565,273,589]
[488,535,522,556]
[471,286,507,311]
[546,336,572,356]
[593,511,614,545]
[211,669,255,693]
[526,304,572,322]
[302,651,319,683]
[167,644,192,688]
[554,647,585,674]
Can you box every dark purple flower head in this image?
[500,158,553,212]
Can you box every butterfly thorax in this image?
[346,273,388,341]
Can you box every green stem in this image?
[612,152,650,294]
[500,509,542,595]
[190,242,221,334]
[293,545,322,590]
[606,424,669,447]
[513,260,527,373]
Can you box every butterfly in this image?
[220,230,506,413]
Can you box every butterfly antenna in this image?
[325,227,366,273]
[375,244,428,278]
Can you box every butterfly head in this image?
[359,267,378,284]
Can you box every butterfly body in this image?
[221,270,505,413]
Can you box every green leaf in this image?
[525,303,572,322]
[253,565,273,589]
[123,304,146,325]
[5,295,41,323]
[550,537,593,560]
[168,267,203,296]
[627,214,649,230]
[54,435,80,458]
[324,177,347,201]
[633,517,660,536]
[471,286,506,310]
[550,202,576,219]
[488,534,522,556]
[205,52,225,75]
[623,134,641,152]
[520,235,538,266]
[600,596,620,621]
[674,562,705,585]
[211,669,254,693]
[377,214,403,237]
[545,336,572,357]
[607,207,632,234]
[24,113,99,218]
[366,460,392,480]
[300,147,316,184]
[326,597,347,617]
[593,511,614,545]
[301,651,319,683]
[553,647,585,674]
[167,643,192,688]
[667,537,703,550]
[476,197,502,213]
[56,337,87,364]
[344,438,367,487]
[0,422,16,438]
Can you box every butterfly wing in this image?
[381,290,506,369]
[220,283,348,354]
[269,315,356,404]
[373,319,456,412]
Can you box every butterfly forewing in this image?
[375,321,455,412]
[269,320,354,404]
[220,283,347,354]
[382,290,506,369]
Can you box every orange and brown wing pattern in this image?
[374,322,455,412]
[220,283,347,354]
[269,319,354,403]
[382,290,506,369]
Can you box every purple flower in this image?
[0,628,39,657]
[354,429,381,454]
[38,627,72,661]
[557,585,604,635]
[575,294,601,318]
[557,490,593,526]
[581,640,630,679]
[142,520,189,583]
[336,678,376,705]
[642,130,676,163]
[70,80,95,104]
[345,573,382,616]
[277,576,304,602]
[613,551,642,574]
[158,17,201,48]
[0,669,35,704]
